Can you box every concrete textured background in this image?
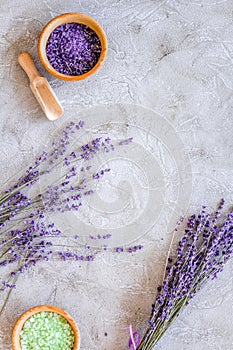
[0,0,233,349]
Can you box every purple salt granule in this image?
[46,23,102,76]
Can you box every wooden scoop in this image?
[18,52,63,121]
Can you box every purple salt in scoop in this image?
[46,23,102,76]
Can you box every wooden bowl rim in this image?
[38,12,108,81]
[12,305,80,350]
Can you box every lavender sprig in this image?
[0,121,135,298]
[136,199,233,350]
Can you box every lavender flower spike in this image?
[0,120,134,296]
[136,200,233,350]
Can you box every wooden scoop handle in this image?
[18,52,41,82]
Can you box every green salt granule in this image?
[20,311,75,350]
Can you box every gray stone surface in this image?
[0,0,233,349]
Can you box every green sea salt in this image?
[20,311,75,350]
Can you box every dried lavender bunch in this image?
[0,121,115,225]
[0,121,134,294]
[136,199,233,350]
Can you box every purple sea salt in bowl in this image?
[38,13,107,81]
[46,23,101,76]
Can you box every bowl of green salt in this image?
[12,305,80,350]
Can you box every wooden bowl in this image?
[38,12,108,81]
[12,305,80,350]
